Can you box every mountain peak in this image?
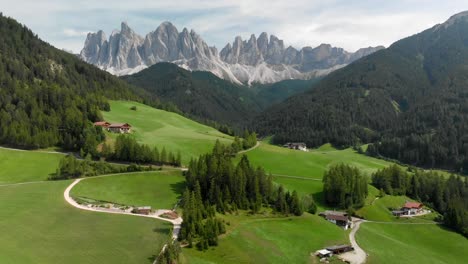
[442,10,468,28]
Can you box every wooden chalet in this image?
[319,211,352,229]
[108,123,132,134]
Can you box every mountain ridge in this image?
[80,22,383,84]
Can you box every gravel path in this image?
[340,218,367,264]
[237,141,260,154]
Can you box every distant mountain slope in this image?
[256,11,468,171]
[81,21,383,84]
[122,62,320,127]
[0,14,147,151]
[121,62,261,126]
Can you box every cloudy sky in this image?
[0,0,466,53]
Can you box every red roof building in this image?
[403,202,423,209]
[93,121,110,127]
[108,123,132,133]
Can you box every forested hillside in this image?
[255,12,468,172]
[0,14,151,151]
[122,63,319,128]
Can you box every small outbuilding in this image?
[315,249,332,258]
[133,206,151,215]
[326,245,354,255]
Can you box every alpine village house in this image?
[94,121,132,134]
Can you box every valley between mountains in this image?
[1,7,468,264]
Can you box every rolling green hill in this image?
[102,100,233,164]
[357,223,468,264]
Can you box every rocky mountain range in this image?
[80,22,384,84]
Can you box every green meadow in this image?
[0,180,170,264]
[357,222,468,264]
[71,171,186,209]
[244,142,392,179]
[180,213,348,264]
[0,148,174,263]
[0,148,62,184]
[102,101,233,164]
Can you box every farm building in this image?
[319,211,352,229]
[133,206,151,215]
[315,249,332,258]
[403,202,423,215]
[93,121,110,128]
[283,142,307,151]
[392,201,424,216]
[326,245,354,254]
[108,123,132,134]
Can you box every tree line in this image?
[178,141,309,250]
[322,164,369,209]
[372,165,468,237]
[50,154,152,180]
[100,135,182,167]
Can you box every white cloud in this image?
[0,0,466,53]
[63,29,91,37]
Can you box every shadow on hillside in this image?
[170,181,186,199]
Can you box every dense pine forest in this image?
[255,15,468,173]
[179,141,306,249]
[372,165,468,237]
[0,14,176,152]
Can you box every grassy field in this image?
[0,180,171,264]
[180,213,348,264]
[102,101,232,164]
[71,171,185,209]
[357,222,468,264]
[244,142,392,179]
[0,148,62,184]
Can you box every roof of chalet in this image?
[403,202,423,209]
[320,210,348,216]
[108,123,131,128]
[93,121,110,126]
[325,214,349,222]
[326,245,353,251]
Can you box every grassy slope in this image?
[245,143,392,179]
[357,223,468,264]
[0,148,62,184]
[102,101,233,164]
[0,149,172,263]
[181,213,348,264]
[71,171,186,209]
[0,181,170,264]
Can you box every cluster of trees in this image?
[178,185,226,250]
[50,154,151,180]
[322,164,368,209]
[156,230,181,264]
[101,135,181,167]
[230,130,257,153]
[179,141,308,249]
[372,165,468,236]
